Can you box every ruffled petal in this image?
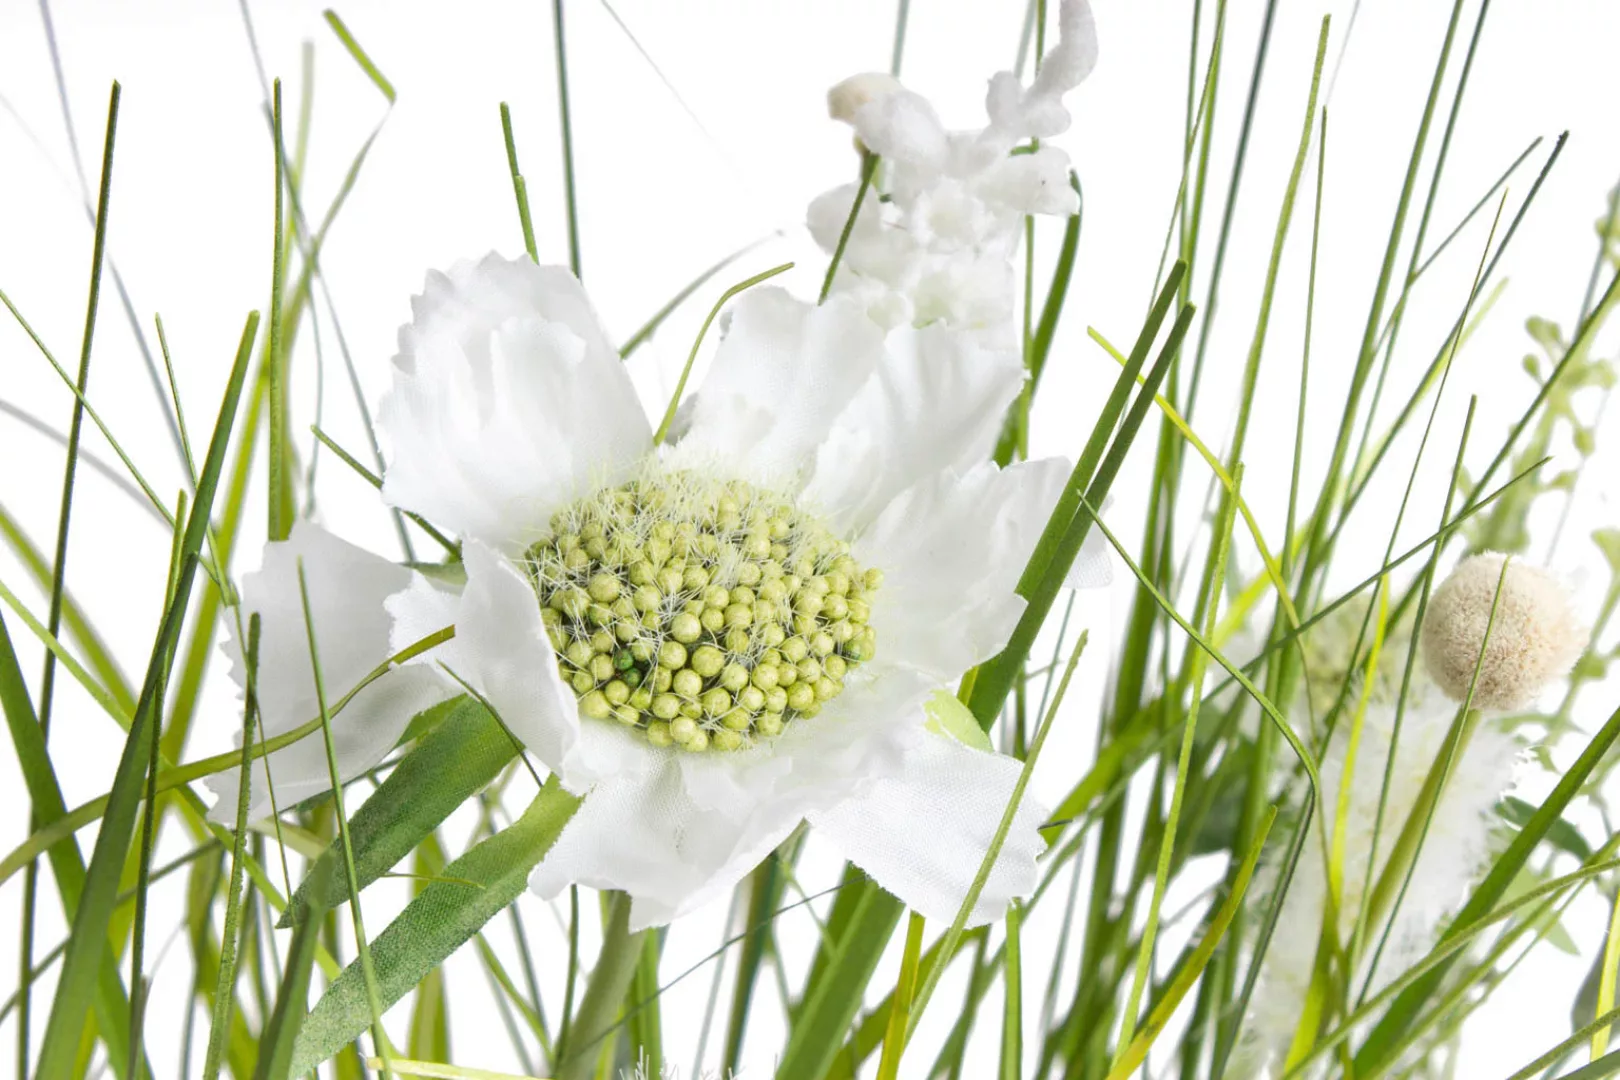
[379,254,652,552]
[207,523,451,823]
[801,325,1025,533]
[530,757,804,931]
[854,458,1068,680]
[807,728,1047,925]
[978,146,1078,217]
[385,541,608,785]
[672,288,886,484]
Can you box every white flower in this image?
[220,252,1079,932]
[1421,552,1587,712]
[813,0,1097,334]
[1240,685,1521,1076]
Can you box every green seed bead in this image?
[701,688,731,715]
[700,608,725,633]
[703,584,730,609]
[659,640,688,669]
[797,658,822,683]
[815,677,839,702]
[646,721,674,747]
[565,640,594,669]
[770,542,789,561]
[741,534,770,559]
[653,668,673,692]
[633,585,661,613]
[605,680,631,706]
[782,636,810,663]
[823,654,847,679]
[610,596,637,621]
[765,687,788,713]
[658,567,684,594]
[629,686,653,710]
[846,597,871,624]
[777,664,798,686]
[680,700,703,719]
[587,602,614,627]
[724,628,751,654]
[786,683,816,711]
[580,690,612,719]
[759,622,786,648]
[821,595,848,621]
[825,570,850,595]
[670,716,699,744]
[613,704,640,725]
[863,568,884,590]
[692,645,725,678]
[614,649,636,671]
[673,669,703,698]
[686,728,710,752]
[831,619,856,645]
[736,560,763,585]
[711,728,743,751]
[652,693,681,720]
[647,537,672,566]
[720,662,749,692]
[629,560,656,587]
[590,630,615,654]
[738,686,766,712]
[751,664,780,691]
[553,586,589,618]
[590,655,615,682]
[806,575,830,596]
[671,613,702,643]
[756,712,784,737]
[722,708,753,732]
[622,668,643,689]
[725,603,753,628]
[630,640,654,662]
[810,631,836,657]
[587,572,621,603]
[761,559,785,580]
[571,671,595,695]
[682,566,710,592]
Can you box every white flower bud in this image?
[827,72,904,124]
[1421,552,1587,711]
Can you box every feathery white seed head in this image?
[1421,553,1587,712]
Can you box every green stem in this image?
[556,893,647,1080]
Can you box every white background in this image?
[1,0,1619,1076]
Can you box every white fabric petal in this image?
[854,458,1069,679]
[379,254,652,552]
[801,325,1026,533]
[672,288,887,484]
[385,541,632,788]
[979,146,1078,217]
[207,523,452,823]
[530,757,804,931]
[807,728,1047,926]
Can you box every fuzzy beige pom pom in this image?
[1421,552,1587,711]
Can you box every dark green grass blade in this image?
[722,856,787,1072]
[35,311,257,1079]
[280,695,517,925]
[291,779,579,1075]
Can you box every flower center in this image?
[522,468,879,752]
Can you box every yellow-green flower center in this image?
[522,468,879,752]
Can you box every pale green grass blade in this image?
[551,0,581,276]
[323,10,396,102]
[619,236,776,359]
[1000,902,1023,1080]
[722,857,787,1072]
[628,931,664,1078]
[875,912,926,1079]
[652,262,793,444]
[267,79,293,542]
[34,307,256,1078]
[500,103,538,260]
[309,424,458,555]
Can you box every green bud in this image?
[590,655,616,682]
[863,567,884,591]
[782,636,810,663]
[686,728,711,752]
[797,658,822,683]
[587,602,614,627]
[652,693,681,720]
[786,683,816,711]
[722,708,753,731]
[628,560,656,587]
[605,680,631,706]
[614,649,636,671]
[815,677,839,702]
[659,640,688,669]
[701,608,726,633]
[736,560,763,585]
[823,654,847,679]
[701,688,732,715]
[670,716,699,744]
[565,640,594,669]
[553,586,589,619]
[806,575,830,596]
[671,612,703,643]
[751,664,780,691]
[633,585,661,613]
[724,628,751,654]
[703,584,730,609]
[692,645,725,678]
[571,670,595,695]
[725,603,754,629]
[810,631,836,657]
[682,566,710,592]
[720,662,749,692]
[646,721,674,747]
[580,690,612,719]
[712,728,744,751]
[590,630,615,654]
[777,664,798,686]
[653,668,673,692]
[657,567,684,594]
[756,712,784,737]
[765,687,788,713]
[629,686,653,710]
[825,570,850,595]
[738,686,766,712]
[613,704,640,725]
[673,669,703,698]
[821,595,848,621]
[759,622,786,648]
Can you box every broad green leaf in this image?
[291,778,579,1075]
[924,690,993,752]
[281,695,517,926]
[1500,794,1594,862]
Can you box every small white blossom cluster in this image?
[809,0,1097,335]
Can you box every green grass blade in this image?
[267,79,293,543]
[281,696,517,926]
[499,103,538,260]
[322,10,396,102]
[1000,903,1024,1080]
[876,911,926,1079]
[34,309,256,1079]
[820,151,879,304]
[291,779,579,1075]
[721,857,786,1072]
[551,0,581,276]
[253,860,333,1080]
[619,237,775,360]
